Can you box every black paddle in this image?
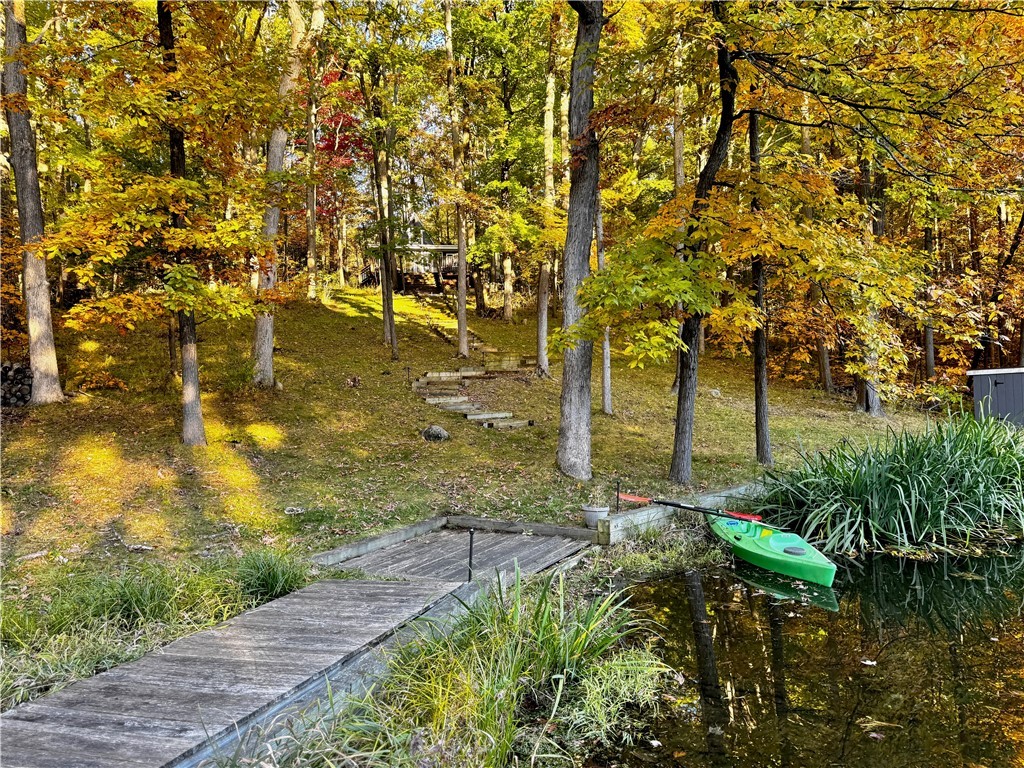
[617,492,783,529]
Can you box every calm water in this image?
[617,556,1024,768]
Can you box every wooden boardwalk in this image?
[0,529,588,768]
[338,529,586,581]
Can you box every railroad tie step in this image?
[465,411,514,421]
[441,402,483,413]
[483,419,533,430]
[424,395,469,405]
[423,371,463,380]
[415,386,461,396]
[414,377,462,387]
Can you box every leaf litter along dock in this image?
[0,525,589,768]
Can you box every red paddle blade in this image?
[617,492,651,503]
[723,510,762,522]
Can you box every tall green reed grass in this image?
[751,415,1024,555]
[1,550,311,710]
[219,571,668,768]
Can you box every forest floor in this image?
[1,288,927,586]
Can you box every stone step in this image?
[422,371,463,380]
[441,402,483,413]
[424,395,469,405]
[483,419,533,430]
[415,387,461,397]
[414,377,461,387]
[482,367,535,376]
[465,411,514,421]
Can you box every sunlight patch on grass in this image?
[245,423,285,449]
[32,438,151,553]
[122,509,172,547]
[195,428,277,531]
[323,289,385,320]
[78,340,101,353]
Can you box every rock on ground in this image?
[421,425,450,442]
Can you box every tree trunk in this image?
[749,106,772,467]
[670,315,702,483]
[3,0,63,404]
[158,0,205,445]
[538,10,558,377]
[817,336,833,392]
[800,97,832,393]
[857,159,884,417]
[923,221,936,380]
[306,87,318,300]
[560,85,571,201]
[255,0,320,387]
[338,214,347,286]
[750,240,771,466]
[499,39,516,326]
[596,188,612,415]
[971,206,1023,371]
[379,150,398,359]
[557,0,603,481]
[368,98,397,351]
[670,0,738,485]
[536,260,551,377]
[177,310,206,446]
[166,314,178,378]
[670,44,686,397]
[543,11,558,207]
[444,0,470,358]
[672,39,686,193]
[473,264,487,315]
[502,256,514,321]
[282,213,289,280]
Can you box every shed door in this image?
[991,372,1024,426]
[978,373,1024,426]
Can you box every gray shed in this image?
[967,367,1024,426]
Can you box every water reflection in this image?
[620,555,1024,768]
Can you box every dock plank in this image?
[338,530,587,582]
[0,579,460,768]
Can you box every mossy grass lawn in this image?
[2,289,925,585]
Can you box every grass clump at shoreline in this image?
[595,522,726,579]
[226,572,669,768]
[750,415,1024,556]
[0,550,311,711]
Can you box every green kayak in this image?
[707,515,837,587]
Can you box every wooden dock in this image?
[335,528,587,582]
[0,527,589,768]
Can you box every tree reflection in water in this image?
[683,569,730,765]
[619,554,1024,768]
